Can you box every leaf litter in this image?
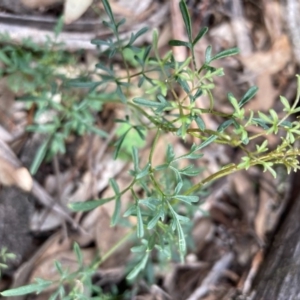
[0,0,298,299]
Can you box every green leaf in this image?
[157,94,167,103]
[177,78,190,93]
[1,281,52,297]
[116,18,126,29]
[252,118,270,129]
[197,135,217,150]
[66,80,98,88]
[154,163,168,171]
[205,45,212,63]
[138,76,145,87]
[175,218,186,254]
[239,86,258,108]
[169,40,191,48]
[166,144,175,163]
[210,47,239,62]
[175,195,198,204]
[195,115,206,131]
[123,205,137,217]
[132,147,139,170]
[69,198,112,212]
[113,132,126,159]
[136,205,144,238]
[179,0,192,42]
[126,252,149,280]
[257,111,272,123]
[218,119,234,132]
[90,39,110,46]
[129,27,148,45]
[90,126,108,138]
[54,261,65,277]
[111,196,121,226]
[179,165,203,176]
[109,178,120,194]
[174,181,183,195]
[54,16,64,38]
[133,97,161,108]
[143,45,152,62]
[136,163,150,180]
[147,210,163,229]
[73,243,83,266]
[153,29,159,58]
[30,138,49,175]
[262,162,277,178]
[116,85,127,103]
[131,244,147,253]
[176,214,190,223]
[280,96,291,111]
[0,51,11,65]
[139,198,160,211]
[102,0,116,25]
[193,27,208,45]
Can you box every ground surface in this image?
[0,0,299,299]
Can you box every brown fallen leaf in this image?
[0,157,32,191]
[64,0,93,24]
[0,139,76,226]
[241,35,292,75]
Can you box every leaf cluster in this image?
[2,0,300,298]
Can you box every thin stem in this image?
[149,129,161,165]
[93,229,135,269]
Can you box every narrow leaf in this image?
[136,205,144,238]
[239,86,258,108]
[73,243,83,266]
[134,27,149,41]
[132,147,139,171]
[193,27,208,45]
[133,97,161,108]
[136,163,150,180]
[217,119,233,132]
[1,282,52,297]
[196,135,217,150]
[195,115,206,131]
[69,197,112,212]
[210,47,239,62]
[176,219,186,254]
[174,181,183,195]
[30,138,49,175]
[175,195,198,204]
[169,40,191,48]
[102,0,115,24]
[179,0,192,41]
[123,205,136,217]
[126,252,149,280]
[111,196,121,226]
[280,96,291,111]
[109,178,120,194]
[205,45,212,63]
[147,210,163,229]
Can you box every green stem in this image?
[93,229,135,269]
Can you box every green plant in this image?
[0,247,16,278]
[0,27,107,175]
[0,243,117,299]
[2,0,300,298]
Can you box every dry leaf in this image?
[0,157,32,191]
[64,0,93,24]
[95,207,131,268]
[242,35,291,75]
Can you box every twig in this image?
[187,252,234,300]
